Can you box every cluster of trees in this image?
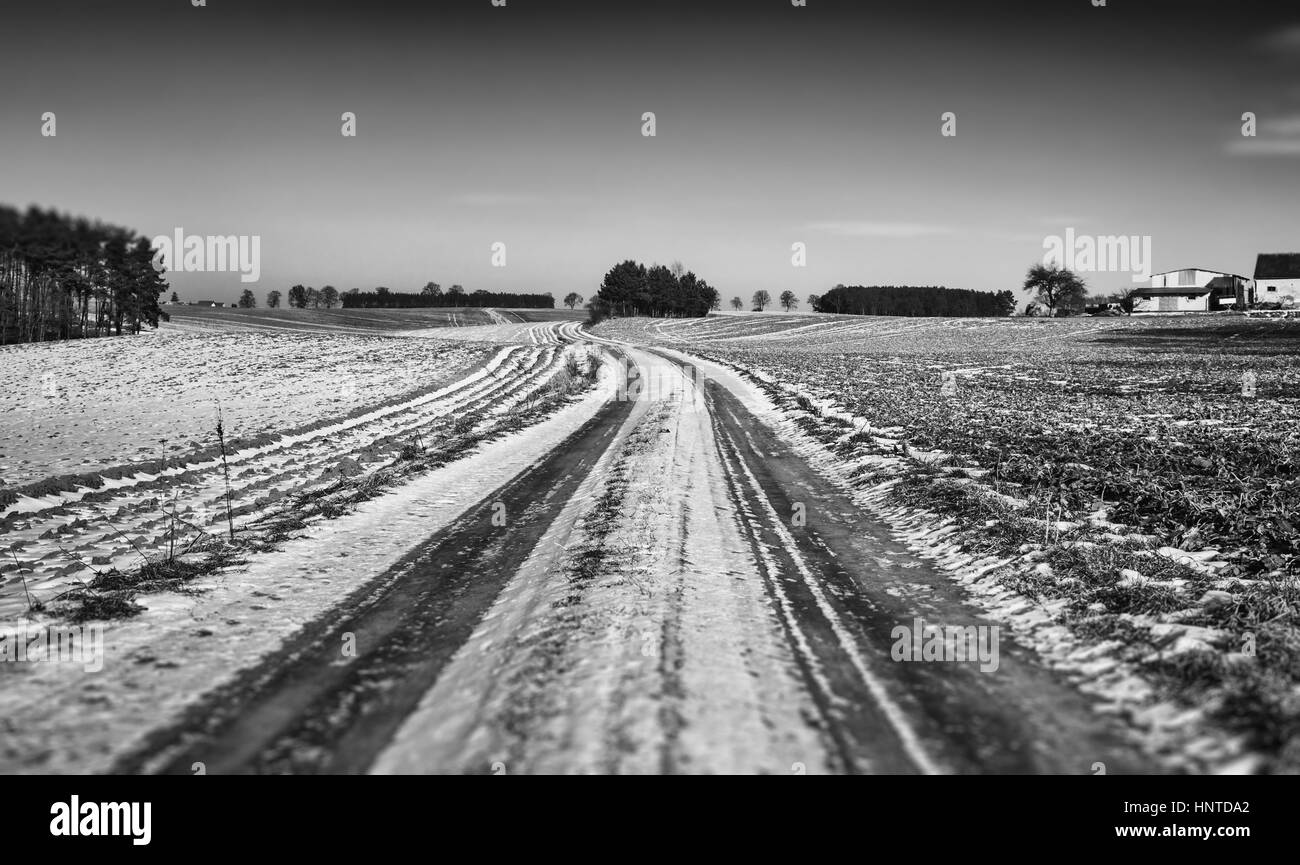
[232,282,558,312]
[1023,263,1087,315]
[591,260,719,319]
[284,285,341,309]
[0,205,170,344]
[813,284,1017,317]
[729,291,821,311]
[340,283,554,309]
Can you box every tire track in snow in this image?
[0,344,577,619]
[109,357,636,775]
[21,326,1160,775]
[370,347,829,774]
[710,410,941,774]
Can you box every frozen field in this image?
[0,331,492,488]
[159,305,578,336]
[161,305,499,334]
[0,322,590,621]
[6,309,1296,776]
[595,312,1300,771]
[1,316,1161,776]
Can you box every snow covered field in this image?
[0,353,618,773]
[0,331,492,488]
[6,309,1293,775]
[0,323,590,621]
[595,312,1300,772]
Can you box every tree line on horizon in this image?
[0,205,169,345]
[812,284,1017,317]
[340,283,554,309]
[590,260,719,320]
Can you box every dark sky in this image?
[2,0,1297,302]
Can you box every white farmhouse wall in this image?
[1149,269,1233,289]
[1256,278,1300,303]
[1133,293,1210,313]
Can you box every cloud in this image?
[804,221,953,239]
[1227,114,1300,157]
[450,193,538,207]
[1270,115,1300,135]
[806,222,1072,244]
[1262,24,1300,55]
[1227,139,1300,157]
[987,230,1050,244]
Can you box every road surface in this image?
[105,325,1153,774]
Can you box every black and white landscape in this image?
[1,0,1299,779]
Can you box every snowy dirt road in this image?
[92,330,1154,775]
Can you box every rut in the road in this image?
[0,342,578,618]
[76,343,1159,775]
[371,350,829,775]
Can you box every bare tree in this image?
[1108,285,1141,315]
[752,290,771,311]
[1023,263,1086,316]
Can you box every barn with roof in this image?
[1253,254,1300,305]
[1131,268,1250,313]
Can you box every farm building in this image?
[1253,254,1300,305]
[190,300,225,308]
[1131,268,1249,313]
